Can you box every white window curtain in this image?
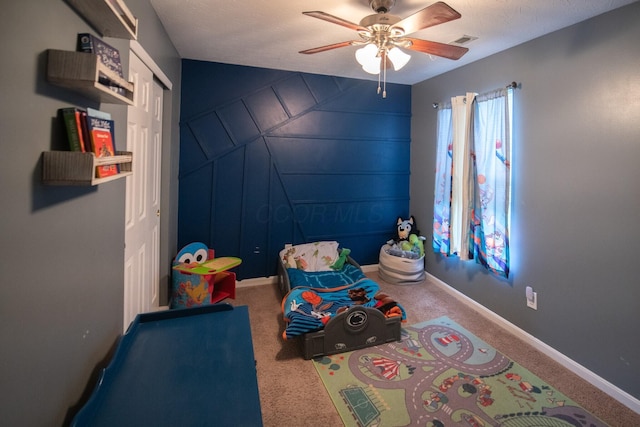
[450,93,476,259]
[433,87,513,277]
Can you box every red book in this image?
[79,110,90,152]
[73,109,87,152]
[87,116,118,178]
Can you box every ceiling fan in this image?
[300,0,469,96]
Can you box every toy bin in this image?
[170,270,236,309]
[170,248,237,309]
[378,244,425,285]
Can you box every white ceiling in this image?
[149,0,636,85]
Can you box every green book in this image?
[60,107,86,151]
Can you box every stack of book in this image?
[77,32,125,96]
[59,107,119,178]
[56,33,127,178]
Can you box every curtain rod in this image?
[433,81,519,108]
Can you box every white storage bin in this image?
[378,244,425,285]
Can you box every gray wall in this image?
[411,2,640,400]
[0,1,181,425]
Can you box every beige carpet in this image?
[230,270,639,426]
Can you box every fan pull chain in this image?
[377,63,381,95]
[382,54,387,98]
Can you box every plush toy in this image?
[330,248,351,270]
[409,233,425,257]
[374,292,403,318]
[347,287,370,304]
[386,216,426,259]
[394,216,419,242]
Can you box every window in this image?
[433,88,513,277]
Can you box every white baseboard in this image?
[231,264,640,413]
[360,263,379,273]
[236,264,380,287]
[426,272,640,414]
[236,275,278,288]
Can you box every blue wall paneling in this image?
[179,60,412,279]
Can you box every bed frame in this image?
[278,256,402,359]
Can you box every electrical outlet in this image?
[525,286,537,310]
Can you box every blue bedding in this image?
[285,264,365,289]
[281,265,405,340]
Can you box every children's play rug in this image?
[313,316,607,427]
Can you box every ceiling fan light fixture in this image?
[355,44,381,74]
[301,1,468,98]
[362,60,382,74]
[387,46,410,70]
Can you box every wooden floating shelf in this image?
[42,151,133,186]
[66,0,138,40]
[46,49,134,105]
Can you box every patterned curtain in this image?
[433,88,512,277]
[470,88,512,277]
[432,103,452,255]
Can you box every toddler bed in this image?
[278,241,405,359]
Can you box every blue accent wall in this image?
[179,60,411,279]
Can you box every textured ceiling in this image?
[150,0,636,85]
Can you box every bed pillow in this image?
[279,241,339,272]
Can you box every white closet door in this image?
[123,51,163,331]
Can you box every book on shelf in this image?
[86,107,112,120]
[79,109,90,152]
[86,114,118,178]
[86,108,118,171]
[77,33,125,96]
[60,107,88,152]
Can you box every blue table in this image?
[72,304,263,426]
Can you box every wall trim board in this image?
[360,264,379,273]
[130,40,172,89]
[237,275,278,288]
[234,260,379,289]
[235,264,380,288]
[425,272,640,414]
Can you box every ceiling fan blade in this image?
[392,1,461,35]
[302,11,367,32]
[299,41,355,55]
[404,38,468,60]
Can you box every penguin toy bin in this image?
[170,242,241,309]
[378,216,426,285]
